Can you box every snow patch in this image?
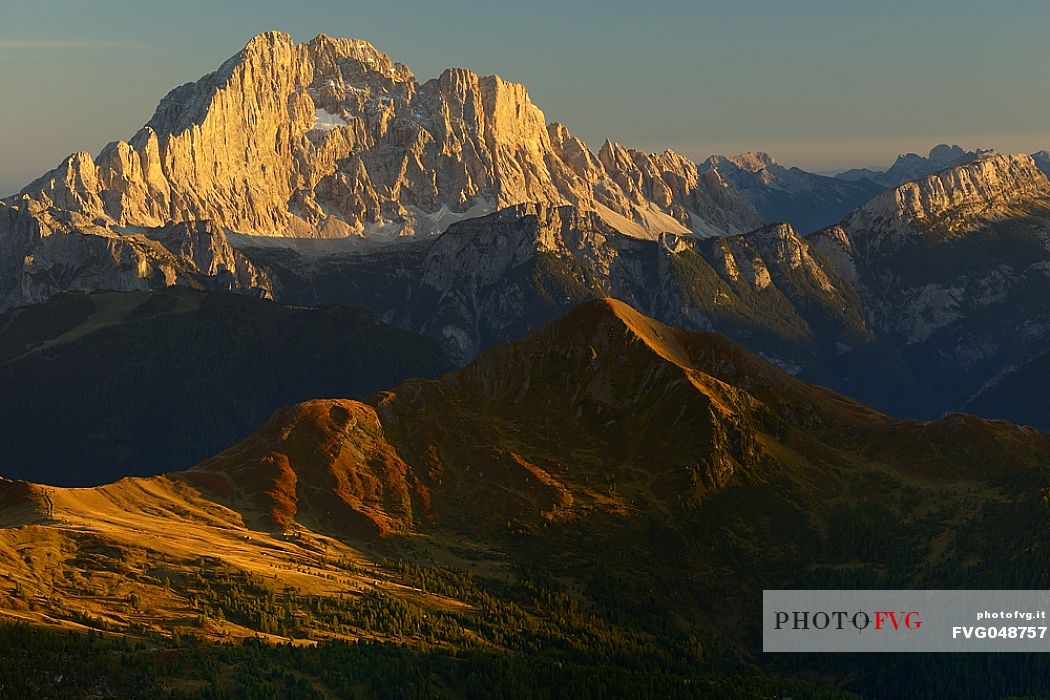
[593,203,691,241]
[311,107,347,132]
[405,200,497,236]
[688,213,729,239]
[224,199,499,253]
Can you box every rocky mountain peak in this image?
[246,29,294,51]
[848,154,1049,237]
[816,153,1050,296]
[726,151,778,172]
[454,296,803,405]
[927,143,968,163]
[746,221,798,241]
[142,31,412,140]
[10,31,759,244]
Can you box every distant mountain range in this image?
[10,31,761,246]
[2,30,773,311]
[834,143,1050,190]
[836,144,991,188]
[702,151,884,233]
[6,31,1039,310]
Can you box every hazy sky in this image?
[1,0,1048,195]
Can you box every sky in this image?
[1,0,1048,195]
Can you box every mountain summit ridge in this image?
[14,30,759,242]
[836,143,994,188]
[835,153,1050,254]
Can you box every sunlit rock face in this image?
[15,31,759,241]
[0,31,765,312]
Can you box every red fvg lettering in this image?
[873,611,922,630]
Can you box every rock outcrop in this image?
[820,153,1050,262]
[0,200,271,310]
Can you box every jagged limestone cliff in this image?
[1,31,764,310]
[16,31,759,241]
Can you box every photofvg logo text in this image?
[774,609,922,633]
[764,591,1050,653]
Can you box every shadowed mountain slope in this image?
[961,348,1050,433]
[0,288,452,486]
[811,153,1050,414]
[703,151,884,233]
[173,299,1050,561]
